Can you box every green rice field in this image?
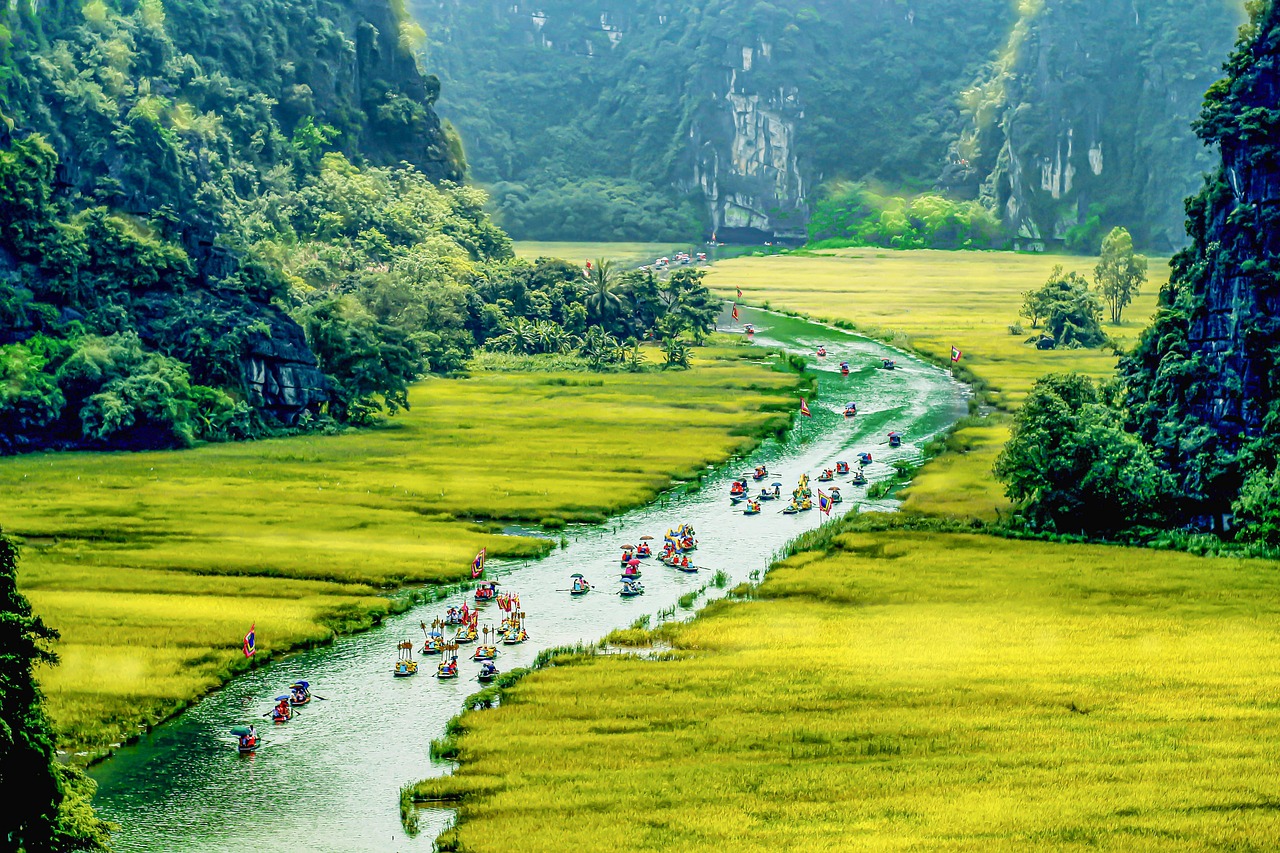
[1,343,800,751]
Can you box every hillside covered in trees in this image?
[421,0,1243,249]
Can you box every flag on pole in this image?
[800,399,812,417]
[243,623,256,658]
[737,287,743,298]
[951,346,962,363]
[817,489,833,516]
[471,548,486,579]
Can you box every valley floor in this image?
[1,342,801,753]
[421,520,1280,851]
[417,249,1280,849]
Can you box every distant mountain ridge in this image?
[421,0,1243,249]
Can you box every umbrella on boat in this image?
[231,726,252,736]
[571,573,585,578]
[639,535,654,541]
[628,559,641,567]
[621,545,635,551]
[771,482,783,487]
[274,695,291,702]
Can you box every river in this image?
[90,307,969,851]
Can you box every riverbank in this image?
[417,513,1280,850]
[707,248,1165,520]
[2,341,803,754]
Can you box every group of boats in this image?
[569,523,701,598]
[727,440,904,515]
[394,583,529,683]
[232,680,313,753]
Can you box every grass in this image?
[707,247,1165,409]
[513,241,700,268]
[706,248,1168,520]
[416,522,1280,851]
[1,342,801,752]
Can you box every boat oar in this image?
[310,694,329,701]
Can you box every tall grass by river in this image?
[418,522,1280,851]
[1,342,801,752]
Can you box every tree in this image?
[1021,266,1108,348]
[994,374,1170,533]
[584,259,627,328]
[1233,463,1280,548]
[1094,226,1148,324]
[662,337,691,370]
[0,530,113,851]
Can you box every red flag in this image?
[736,287,743,298]
[800,399,812,417]
[951,346,962,363]
[731,304,740,321]
[243,623,256,658]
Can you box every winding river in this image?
[90,307,969,850]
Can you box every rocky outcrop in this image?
[242,313,331,422]
[950,0,1244,251]
[1122,1,1280,516]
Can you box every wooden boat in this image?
[271,707,291,724]
[289,682,312,706]
[851,472,868,486]
[835,462,851,475]
[888,432,903,448]
[394,640,418,677]
[829,490,843,504]
[474,581,498,602]
[743,503,762,515]
[477,665,499,683]
[503,629,528,645]
[782,504,799,515]
[570,584,591,596]
[751,468,769,481]
[817,473,835,482]
[232,727,259,753]
[472,645,498,661]
[436,658,459,679]
[676,564,698,573]
[619,582,645,596]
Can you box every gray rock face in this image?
[241,314,331,423]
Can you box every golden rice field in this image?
[707,248,1167,521]
[707,248,1166,409]
[1,342,800,751]
[420,524,1280,851]
[513,241,698,268]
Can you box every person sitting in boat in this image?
[680,555,690,568]
[858,452,873,465]
[274,698,290,720]
[816,346,827,356]
[291,684,307,704]
[480,661,498,677]
[836,461,850,475]
[637,543,651,557]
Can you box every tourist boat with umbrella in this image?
[844,402,858,418]
[288,681,311,706]
[394,640,418,677]
[420,620,445,655]
[619,578,645,596]
[570,573,591,595]
[232,726,259,754]
[888,431,903,448]
[270,696,293,724]
[477,660,500,683]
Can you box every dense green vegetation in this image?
[424,0,1014,241]
[0,531,113,851]
[426,0,1240,248]
[806,182,1005,250]
[996,1,1280,540]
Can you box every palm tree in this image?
[584,259,627,325]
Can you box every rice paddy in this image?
[418,523,1280,851]
[513,241,699,268]
[1,342,801,751]
[707,248,1166,409]
[706,248,1167,520]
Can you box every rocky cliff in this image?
[422,0,1241,246]
[947,0,1244,251]
[0,0,459,425]
[1122,0,1280,520]
[420,0,1012,242]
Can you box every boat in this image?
[394,640,418,677]
[858,452,873,466]
[751,466,769,481]
[271,697,292,724]
[570,572,591,595]
[799,499,813,511]
[816,347,827,357]
[503,629,528,645]
[817,471,835,483]
[782,504,799,515]
[477,662,500,683]
[829,488,843,504]
[881,358,897,370]
[436,656,459,679]
[843,403,858,418]
[840,361,850,376]
[232,726,259,754]
[743,502,762,516]
[758,491,776,501]
[730,494,751,505]
[851,471,868,486]
[474,581,498,602]
[454,624,478,644]
[676,563,698,573]
[289,681,311,706]
[619,581,645,596]
[888,431,903,448]
[835,461,851,475]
